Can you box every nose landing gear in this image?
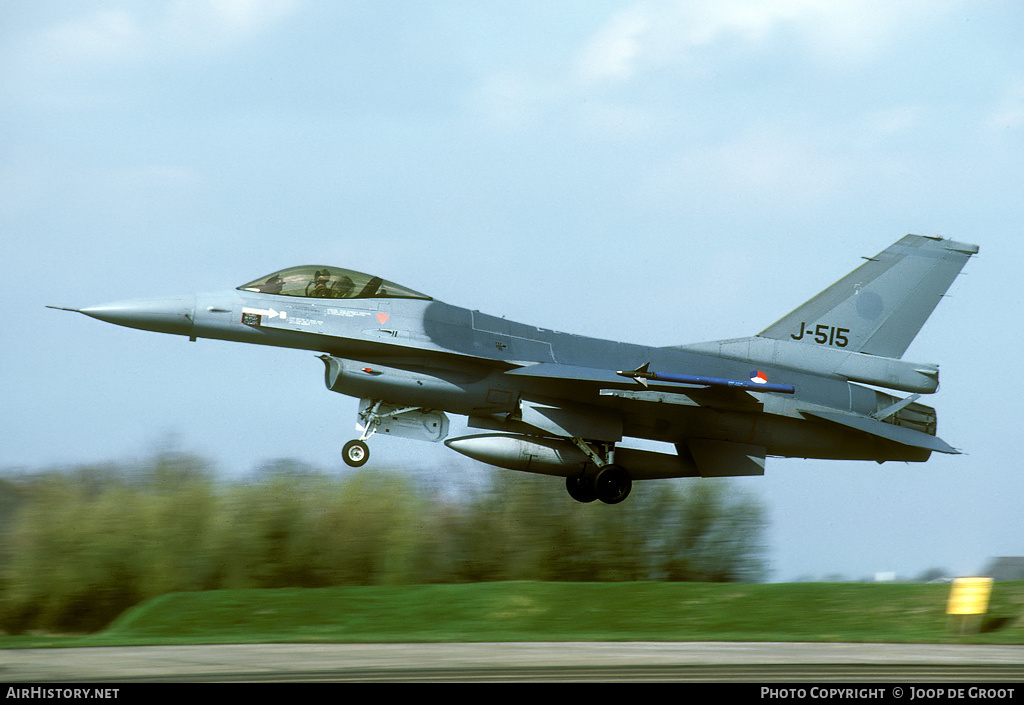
[341,399,385,468]
[342,439,370,467]
[341,399,450,467]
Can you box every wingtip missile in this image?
[616,362,795,394]
[616,362,651,386]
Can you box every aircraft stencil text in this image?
[790,322,850,347]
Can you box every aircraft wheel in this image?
[342,439,370,467]
[594,464,632,505]
[565,475,598,503]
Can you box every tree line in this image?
[0,451,768,633]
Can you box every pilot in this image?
[308,269,337,298]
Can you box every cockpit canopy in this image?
[238,266,432,301]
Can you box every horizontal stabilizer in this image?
[801,409,959,454]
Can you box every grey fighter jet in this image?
[51,234,977,504]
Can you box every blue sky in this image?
[2,0,1022,582]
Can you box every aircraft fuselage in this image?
[81,289,930,467]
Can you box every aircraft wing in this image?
[504,362,779,391]
[506,362,768,396]
[504,364,959,455]
[501,365,771,478]
[504,363,770,412]
[503,362,626,385]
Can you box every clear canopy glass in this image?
[238,266,432,301]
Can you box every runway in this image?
[3,642,1023,682]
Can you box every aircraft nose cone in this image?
[79,294,196,337]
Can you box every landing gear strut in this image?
[565,437,632,504]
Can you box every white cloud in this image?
[29,0,299,67]
[575,0,956,86]
[39,9,146,62]
[3,1,301,109]
[576,5,653,85]
[164,0,301,50]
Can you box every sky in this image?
[2,0,1022,583]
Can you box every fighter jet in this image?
[50,234,977,504]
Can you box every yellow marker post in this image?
[946,577,993,635]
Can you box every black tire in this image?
[594,464,632,504]
[342,439,370,467]
[565,475,598,503]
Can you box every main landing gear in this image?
[565,437,632,505]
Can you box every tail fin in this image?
[758,235,978,359]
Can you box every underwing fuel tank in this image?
[445,433,590,477]
[445,433,701,480]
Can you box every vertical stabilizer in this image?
[757,235,978,359]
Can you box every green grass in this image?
[2,581,1022,648]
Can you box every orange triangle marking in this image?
[376,312,390,325]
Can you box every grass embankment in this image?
[3,581,1022,648]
